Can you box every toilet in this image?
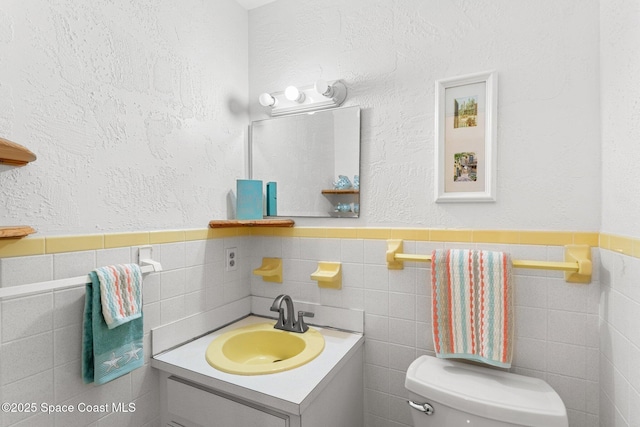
[405,356,568,426]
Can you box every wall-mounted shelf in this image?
[208,219,294,228]
[0,226,36,239]
[321,189,359,195]
[0,137,37,166]
[322,189,360,217]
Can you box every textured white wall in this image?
[600,0,640,238]
[0,0,248,235]
[249,0,601,230]
[0,0,603,234]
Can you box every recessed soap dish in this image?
[310,262,342,289]
[253,258,283,283]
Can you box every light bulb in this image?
[284,86,305,103]
[314,79,334,97]
[258,93,277,107]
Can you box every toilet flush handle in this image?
[408,400,435,415]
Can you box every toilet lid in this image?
[405,356,568,427]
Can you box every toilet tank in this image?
[405,356,568,427]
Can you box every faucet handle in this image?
[294,311,314,333]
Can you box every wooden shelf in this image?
[321,189,359,195]
[0,137,36,166]
[209,219,295,228]
[0,226,36,239]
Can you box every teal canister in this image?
[266,182,277,216]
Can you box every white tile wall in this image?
[0,236,251,427]
[599,249,640,427]
[2,293,53,342]
[251,237,601,427]
[0,236,607,426]
[53,252,96,281]
[0,255,53,287]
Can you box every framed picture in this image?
[434,70,497,202]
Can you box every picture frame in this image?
[434,70,497,202]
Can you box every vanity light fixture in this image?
[314,79,335,97]
[257,79,348,116]
[258,93,277,107]
[284,86,305,103]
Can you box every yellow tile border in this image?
[430,229,473,243]
[633,238,640,258]
[291,228,328,238]
[413,229,431,241]
[0,227,635,259]
[236,228,253,237]
[184,229,211,241]
[265,227,296,238]
[326,228,359,239]
[356,228,391,240]
[261,228,601,248]
[573,232,600,247]
[104,232,150,249]
[519,231,574,246]
[600,233,635,257]
[611,234,633,255]
[46,234,104,254]
[0,237,46,258]
[472,230,520,244]
[390,228,418,240]
[149,230,185,244]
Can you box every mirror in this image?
[250,106,360,217]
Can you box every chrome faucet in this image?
[270,294,314,333]
[270,294,295,331]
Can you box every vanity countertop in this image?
[151,315,364,415]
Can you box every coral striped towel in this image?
[431,249,513,368]
[94,264,143,329]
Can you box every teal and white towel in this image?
[82,264,144,385]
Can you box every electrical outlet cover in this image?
[226,247,238,271]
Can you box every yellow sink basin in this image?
[205,322,325,375]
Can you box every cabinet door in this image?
[167,378,288,427]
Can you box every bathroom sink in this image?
[205,321,325,375]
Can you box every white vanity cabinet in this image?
[166,378,288,427]
[153,316,364,427]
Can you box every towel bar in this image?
[386,240,592,284]
[0,258,162,300]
